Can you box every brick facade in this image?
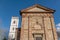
[19,4,58,40]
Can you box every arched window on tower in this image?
[12,27,14,31]
[13,21,15,24]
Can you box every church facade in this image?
[15,4,58,40]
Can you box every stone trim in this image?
[28,16,29,40]
[42,16,46,40]
[20,4,55,13]
[22,13,54,18]
[50,17,55,40]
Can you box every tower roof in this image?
[12,16,19,19]
[20,4,55,15]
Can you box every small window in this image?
[33,33,43,40]
[12,39,15,40]
[13,21,15,24]
[36,37,42,40]
[13,28,14,30]
[12,35,13,37]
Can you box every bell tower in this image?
[9,16,19,40]
[20,4,58,40]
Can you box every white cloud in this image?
[56,23,60,32]
[57,27,60,32]
[56,23,60,38]
[56,23,60,30]
[56,23,60,27]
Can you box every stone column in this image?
[20,17,24,40]
[50,17,58,40]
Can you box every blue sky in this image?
[0,0,60,32]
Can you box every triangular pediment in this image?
[21,4,55,13]
[27,7,46,12]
